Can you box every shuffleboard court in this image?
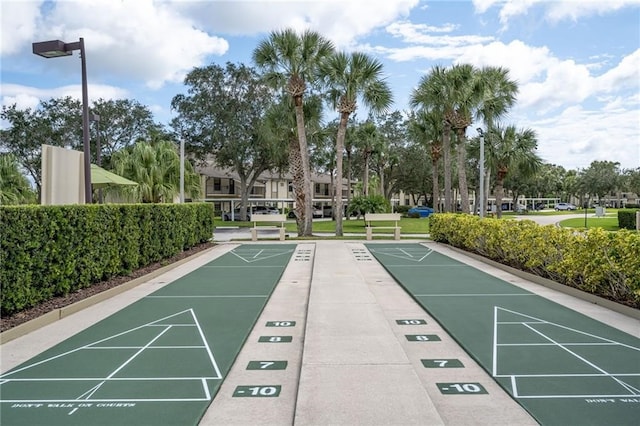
[367,243,640,426]
[0,244,295,426]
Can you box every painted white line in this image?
[511,375,519,397]
[230,249,294,263]
[523,322,638,396]
[1,398,212,403]
[79,326,173,400]
[202,265,285,268]
[0,309,195,379]
[516,393,640,399]
[381,264,466,267]
[415,293,533,297]
[253,249,264,259]
[84,346,207,349]
[398,248,414,258]
[497,343,619,346]
[3,377,221,382]
[497,307,640,352]
[146,295,268,298]
[190,309,222,379]
[493,306,498,376]
[496,373,640,378]
[202,378,211,400]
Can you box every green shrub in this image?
[430,213,640,307]
[0,203,214,316]
[618,209,639,230]
[348,195,390,216]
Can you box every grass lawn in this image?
[559,215,620,231]
[215,216,431,235]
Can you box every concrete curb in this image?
[0,246,216,345]
[443,244,640,320]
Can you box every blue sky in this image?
[1,0,639,171]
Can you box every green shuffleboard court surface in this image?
[0,244,295,426]
[367,243,640,426]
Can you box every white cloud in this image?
[1,0,43,55]
[525,105,640,170]
[176,0,419,47]
[471,0,640,26]
[6,0,229,89]
[1,83,128,110]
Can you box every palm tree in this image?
[475,66,519,214]
[409,110,443,212]
[318,51,392,235]
[411,65,455,212]
[486,125,541,218]
[110,140,201,203]
[263,95,324,234]
[253,29,334,236]
[0,153,35,205]
[448,64,484,214]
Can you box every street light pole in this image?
[33,38,92,203]
[477,128,485,219]
[91,112,102,203]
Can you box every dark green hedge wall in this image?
[0,203,214,316]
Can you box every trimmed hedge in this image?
[430,213,640,308]
[618,209,639,230]
[0,203,214,316]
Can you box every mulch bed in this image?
[0,242,215,333]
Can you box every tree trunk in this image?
[345,150,352,220]
[443,124,452,212]
[294,97,313,236]
[334,111,349,236]
[456,129,470,213]
[495,169,507,219]
[289,137,305,235]
[363,151,370,197]
[431,157,439,212]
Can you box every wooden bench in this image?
[250,214,287,241]
[365,213,402,240]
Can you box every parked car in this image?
[222,206,279,221]
[407,206,434,218]
[554,202,577,211]
[287,205,323,219]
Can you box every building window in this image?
[213,177,221,191]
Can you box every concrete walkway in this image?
[2,238,638,425]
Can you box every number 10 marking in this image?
[437,382,487,394]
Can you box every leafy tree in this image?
[253,28,335,236]
[171,62,285,219]
[369,111,406,202]
[393,143,433,205]
[1,97,161,198]
[623,167,640,196]
[0,98,81,196]
[318,51,392,236]
[90,98,162,165]
[0,153,36,204]
[110,140,200,203]
[578,161,621,203]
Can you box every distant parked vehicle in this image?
[407,206,434,218]
[554,203,577,211]
[287,205,323,219]
[222,205,279,221]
